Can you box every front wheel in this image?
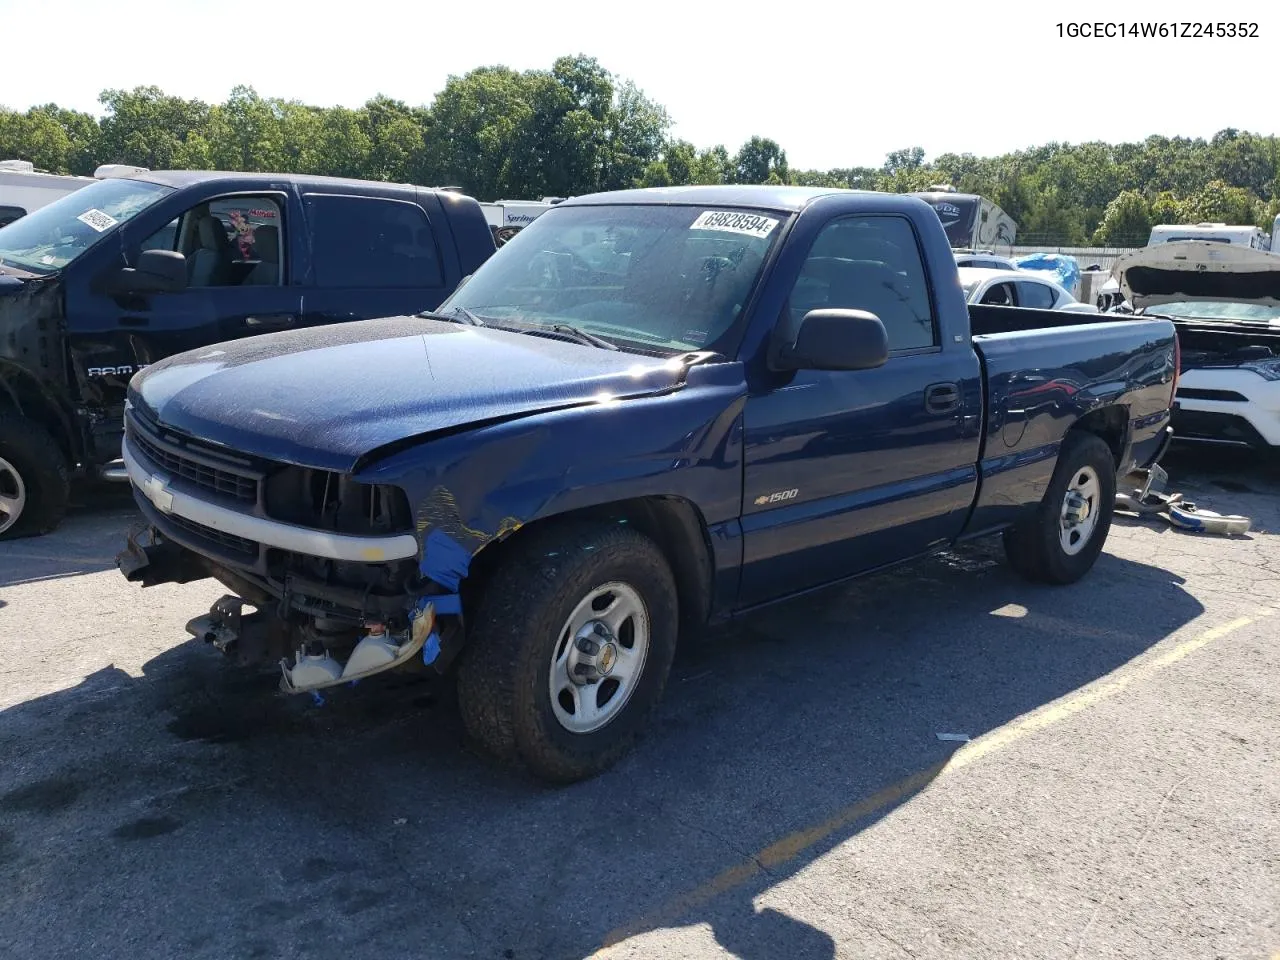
[0,417,70,540]
[456,522,679,783]
[1003,431,1117,585]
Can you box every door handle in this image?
[924,382,961,414]
[244,314,296,329]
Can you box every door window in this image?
[303,194,443,288]
[140,195,284,288]
[789,215,937,351]
[1015,280,1057,309]
[978,282,1015,306]
[0,205,25,228]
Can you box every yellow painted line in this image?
[593,610,1272,954]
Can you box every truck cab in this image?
[0,171,496,538]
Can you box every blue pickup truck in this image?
[117,185,1178,782]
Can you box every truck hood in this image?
[1114,241,1280,309]
[128,314,701,473]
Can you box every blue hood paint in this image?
[128,314,692,472]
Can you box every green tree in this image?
[96,86,212,169]
[0,104,101,174]
[733,136,787,184]
[883,146,925,174]
[662,139,697,185]
[639,160,672,187]
[1180,179,1258,224]
[690,145,734,185]
[1149,191,1184,225]
[420,65,532,199]
[1255,196,1280,232]
[1092,190,1152,245]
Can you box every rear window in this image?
[304,194,443,288]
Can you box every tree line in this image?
[4,55,1279,247]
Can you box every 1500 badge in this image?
[87,364,148,377]
[754,488,799,506]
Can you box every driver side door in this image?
[738,214,983,606]
[77,191,299,398]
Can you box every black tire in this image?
[1003,431,1116,585]
[456,521,679,783]
[0,416,70,541]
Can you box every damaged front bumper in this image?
[118,526,455,693]
[184,592,439,693]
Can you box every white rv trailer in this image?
[1148,222,1270,250]
[909,184,1018,256]
[0,161,150,228]
[479,198,561,246]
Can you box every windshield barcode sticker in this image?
[690,210,778,239]
[77,209,118,232]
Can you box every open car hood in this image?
[1113,241,1280,310]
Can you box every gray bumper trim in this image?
[122,439,419,563]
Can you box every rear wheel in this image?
[456,521,679,783]
[0,417,70,540]
[1003,431,1116,585]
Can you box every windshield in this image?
[1148,300,1280,324]
[0,178,173,275]
[441,203,787,355]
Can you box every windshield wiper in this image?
[542,323,620,351]
[419,305,486,326]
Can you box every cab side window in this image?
[303,194,444,288]
[789,215,937,352]
[140,195,284,288]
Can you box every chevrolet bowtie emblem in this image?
[141,474,174,514]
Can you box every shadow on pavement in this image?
[0,481,137,588]
[0,536,1204,960]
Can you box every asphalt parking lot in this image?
[2,450,1278,960]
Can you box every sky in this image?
[0,0,1273,171]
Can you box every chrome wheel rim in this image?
[548,581,650,735]
[1060,465,1101,556]
[0,455,27,535]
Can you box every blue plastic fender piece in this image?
[431,593,462,616]
[422,630,442,666]
[420,530,472,591]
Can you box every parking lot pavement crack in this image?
[852,915,918,958]
[664,808,777,879]
[1069,774,1188,959]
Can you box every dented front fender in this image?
[355,363,749,606]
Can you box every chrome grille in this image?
[128,413,259,503]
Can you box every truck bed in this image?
[964,303,1178,534]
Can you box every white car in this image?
[957,267,1098,313]
[1114,241,1280,450]
[954,252,1018,270]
